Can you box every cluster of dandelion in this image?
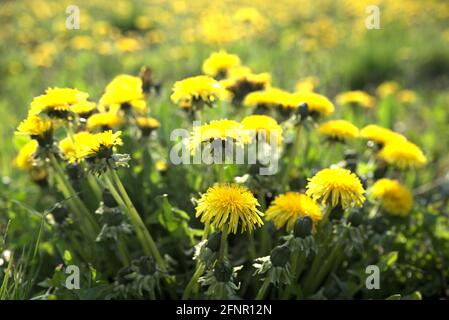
[12,49,430,300]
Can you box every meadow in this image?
[0,0,449,300]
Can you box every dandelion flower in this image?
[72,130,123,162]
[29,87,89,118]
[291,92,335,117]
[87,112,124,131]
[14,140,39,171]
[202,50,241,77]
[241,115,283,145]
[306,167,366,209]
[318,120,359,141]
[397,90,416,104]
[136,116,161,136]
[370,179,413,216]
[378,140,427,169]
[59,132,94,162]
[71,100,97,117]
[266,192,322,231]
[195,183,263,234]
[170,75,229,109]
[190,119,247,153]
[16,115,52,140]
[220,67,271,103]
[295,76,319,93]
[243,88,293,109]
[377,81,399,97]
[336,90,376,109]
[100,75,147,113]
[360,124,407,146]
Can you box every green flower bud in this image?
[348,210,363,227]
[294,216,313,238]
[214,261,233,283]
[270,245,291,267]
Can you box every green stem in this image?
[106,168,166,271]
[281,248,305,299]
[281,125,302,191]
[49,154,98,239]
[182,263,205,300]
[255,276,271,300]
[248,233,256,261]
[218,225,228,263]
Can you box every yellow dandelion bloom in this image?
[14,140,39,171]
[220,67,271,101]
[195,183,264,234]
[59,132,94,162]
[241,115,283,145]
[190,119,247,152]
[202,50,241,77]
[306,167,366,209]
[16,115,52,138]
[318,120,359,141]
[86,112,124,131]
[360,124,407,145]
[378,140,427,169]
[71,101,97,116]
[170,75,229,108]
[377,81,400,97]
[243,88,293,109]
[72,130,123,162]
[100,75,146,113]
[29,87,89,117]
[397,90,417,104]
[370,179,413,217]
[136,117,161,130]
[155,160,168,172]
[295,76,319,93]
[266,192,322,231]
[336,90,376,109]
[291,92,335,117]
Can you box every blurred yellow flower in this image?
[59,132,94,163]
[318,120,359,141]
[291,92,335,117]
[397,90,417,104]
[306,167,366,209]
[71,101,97,117]
[170,75,228,108]
[195,183,263,234]
[30,88,89,117]
[136,117,161,130]
[378,140,427,169]
[266,192,322,231]
[370,179,413,217]
[241,115,283,145]
[14,140,38,171]
[202,50,241,77]
[16,115,52,138]
[87,112,124,131]
[336,90,376,108]
[100,75,146,113]
[190,119,247,153]
[295,76,319,93]
[360,124,407,145]
[74,130,123,162]
[243,88,293,109]
[377,81,400,97]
